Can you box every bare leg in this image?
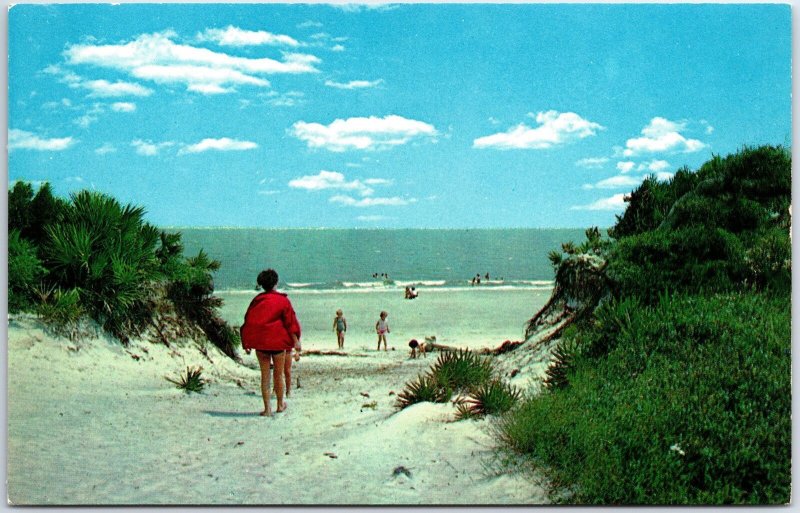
[284,350,292,397]
[273,351,287,412]
[256,351,272,416]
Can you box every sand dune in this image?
[7,312,555,505]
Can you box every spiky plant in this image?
[457,379,521,418]
[166,366,206,393]
[42,191,161,339]
[454,400,480,421]
[429,349,494,393]
[395,373,451,410]
[543,338,579,390]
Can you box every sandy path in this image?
[7,316,549,505]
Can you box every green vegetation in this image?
[455,379,521,420]
[500,145,791,504]
[396,349,521,419]
[8,183,240,358]
[166,366,206,393]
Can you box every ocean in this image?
[177,228,586,293]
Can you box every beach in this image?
[8,288,554,505]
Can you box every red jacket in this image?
[241,291,302,351]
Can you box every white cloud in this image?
[700,119,715,135]
[131,139,174,156]
[616,161,636,173]
[570,193,628,211]
[331,44,346,52]
[329,195,414,207]
[63,31,320,95]
[357,215,391,222]
[179,137,258,154]
[297,21,323,29]
[291,115,438,152]
[288,170,379,196]
[324,79,383,89]
[9,129,75,151]
[95,143,117,155]
[74,113,99,128]
[473,110,604,150]
[639,159,670,172]
[83,79,153,97]
[655,171,675,181]
[265,90,305,107]
[44,65,153,98]
[593,174,644,189]
[258,190,280,196]
[111,102,136,112]
[363,178,393,186]
[198,26,301,47]
[576,157,609,168]
[622,117,707,157]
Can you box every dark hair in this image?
[257,269,279,292]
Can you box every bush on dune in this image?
[498,293,790,504]
[7,185,240,358]
[503,145,791,504]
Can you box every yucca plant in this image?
[456,379,521,418]
[395,373,451,410]
[429,349,494,393]
[166,366,206,393]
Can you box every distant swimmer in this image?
[485,272,490,280]
[404,286,418,299]
[476,273,482,285]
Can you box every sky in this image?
[7,3,792,228]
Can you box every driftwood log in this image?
[301,350,369,357]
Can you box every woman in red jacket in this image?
[240,269,302,416]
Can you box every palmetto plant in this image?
[43,191,161,338]
[429,349,494,393]
[454,379,521,419]
[395,373,451,410]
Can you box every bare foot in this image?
[260,410,273,417]
[276,402,288,413]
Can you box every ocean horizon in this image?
[178,227,587,292]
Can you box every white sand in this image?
[8,288,556,505]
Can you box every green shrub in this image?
[429,349,494,393]
[498,293,790,504]
[8,230,46,312]
[456,379,521,419]
[166,366,206,393]
[607,226,747,302]
[42,191,161,338]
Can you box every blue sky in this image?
[8,3,791,228]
